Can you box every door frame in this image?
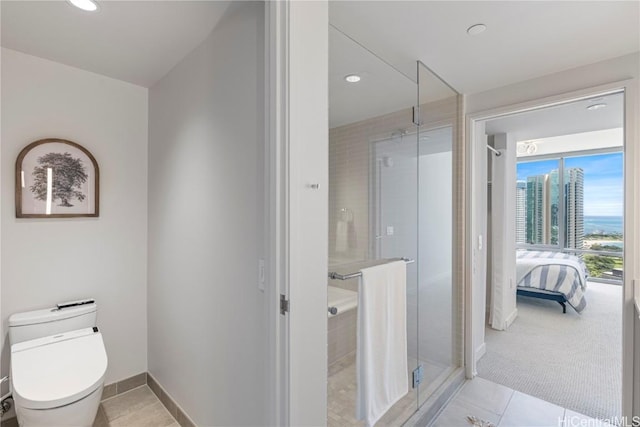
[465,79,637,419]
[265,1,329,426]
[264,2,288,424]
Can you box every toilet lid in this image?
[11,328,108,410]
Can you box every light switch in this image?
[386,226,394,236]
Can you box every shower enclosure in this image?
[327,24,462,426]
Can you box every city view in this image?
[517,152,623,280]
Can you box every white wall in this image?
[466,52,639,416]
[0,48,149,385]
[0,36,3,413]
[466,53,639,113]
[147,3,266,425]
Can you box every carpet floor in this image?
[477,281,621,421]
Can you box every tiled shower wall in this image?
[328,107,414,271]
[328,97,458,276]
[328,309,357,365]
[328,108,414,366]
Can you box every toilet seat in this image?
[11,328,108,410]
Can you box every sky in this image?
[517,152,623,216]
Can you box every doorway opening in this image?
[475,91,625,420]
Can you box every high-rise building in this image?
[516,181,527,244]
[526,175,546,244]
[565,168,585,249]
[547,170,560,245]
[524,168,583,248]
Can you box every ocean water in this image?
[584,216,623,234]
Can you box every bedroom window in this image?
[565,152,623,281]
[516,149,623,282]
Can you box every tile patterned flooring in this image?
[96,376,614,427]
[327,354,609,427]
[2,374,611,427]
[328,352,454,427]
[94,385,179,427]
[328,352,416,427]
[431,377,614,427]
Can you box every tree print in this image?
[30,152,88,207]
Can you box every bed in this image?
[516,250,589,313]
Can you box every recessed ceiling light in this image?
[467,24,487,36]
[344,74,361,83]
[67,0,99,12]
[586,103,607,111]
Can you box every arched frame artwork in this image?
[15,138,99,218]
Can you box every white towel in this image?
[356,261,408,427]
[335,220,348,252]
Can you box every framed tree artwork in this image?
[16,138,99,218]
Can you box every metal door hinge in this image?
[280,294,289,315]
[412,365,424,388]
[412,106,422,126]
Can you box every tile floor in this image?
[2,376,611,427]
[328,352,454,427]
[328,352,416,426]
[93,385,179,427]
[430,377,614,427]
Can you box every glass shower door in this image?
[327,24,419,427]
[416,62,461,406]
[327,31,462,424]
[370,128,420,423]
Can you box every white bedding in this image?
[516,250,589,313]
[516,250,588,290]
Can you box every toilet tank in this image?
[9,302,97,345]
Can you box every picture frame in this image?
[16,138,99,218]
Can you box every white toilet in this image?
[8,301,108,427]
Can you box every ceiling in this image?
[484,92,624,161]
[2,0,638,124]
[513,128,623,159]
[1,0,233,87]
[329,1,639,94]
[329,1,637,128]
[485,92,624,142]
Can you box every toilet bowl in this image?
[8,302,108,427]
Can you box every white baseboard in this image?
[504,308,518,329]
[475,342,487,363]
